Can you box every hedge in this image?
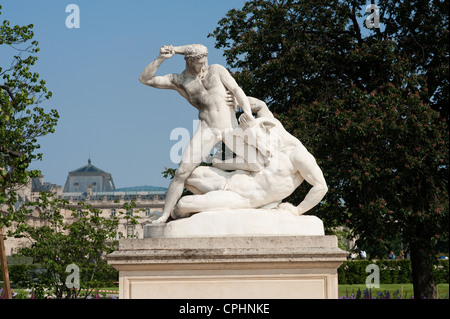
[0,264,39,288]
[1,264,119,289]
[338,259,449,285]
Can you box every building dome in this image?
[63,159,116,193]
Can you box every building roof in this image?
[62,159,167,197]
[69,158,106,174]
[32,176,53,192]
[63,159,116,193]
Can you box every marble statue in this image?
[139,44,327,224]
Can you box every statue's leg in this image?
[185,166,232,194]
[155,161,197,223]
[155,123,221,223]
[174,190,253,218]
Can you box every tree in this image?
[210,0,448,299]
[0,5,59,299]
[11,193,138,299]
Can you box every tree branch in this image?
[0,85,15,102]
[350,5,362,46]
[0,145,24,158]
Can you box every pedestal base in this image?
[144,209,325,238]
[107,235,347,299]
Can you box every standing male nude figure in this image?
[139,44,256,223]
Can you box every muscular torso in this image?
[228,147,304,205]
[175,64,238,130]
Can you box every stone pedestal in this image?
[107,234,347,299]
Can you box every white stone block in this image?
[144,209,325,238]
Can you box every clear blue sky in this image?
[1,0,248,189]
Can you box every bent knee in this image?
[177,196,196,212]
[179,195,194,203]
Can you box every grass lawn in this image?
[339,283,449,299]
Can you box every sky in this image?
[1,0,249,189]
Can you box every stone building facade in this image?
[2,160,167,255]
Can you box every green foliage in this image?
[162,167,177,180]
[0,5,59,227]
[210,0,449,298]
[338,260,449,285]
[8,193,132,298]
[283,84,449,251]
[0,264,38,288]
[434,260,450,284]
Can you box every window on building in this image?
[127,225,135,238]
[127,209,133,217]
[145,208,150,217]
[110,209,116,217]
